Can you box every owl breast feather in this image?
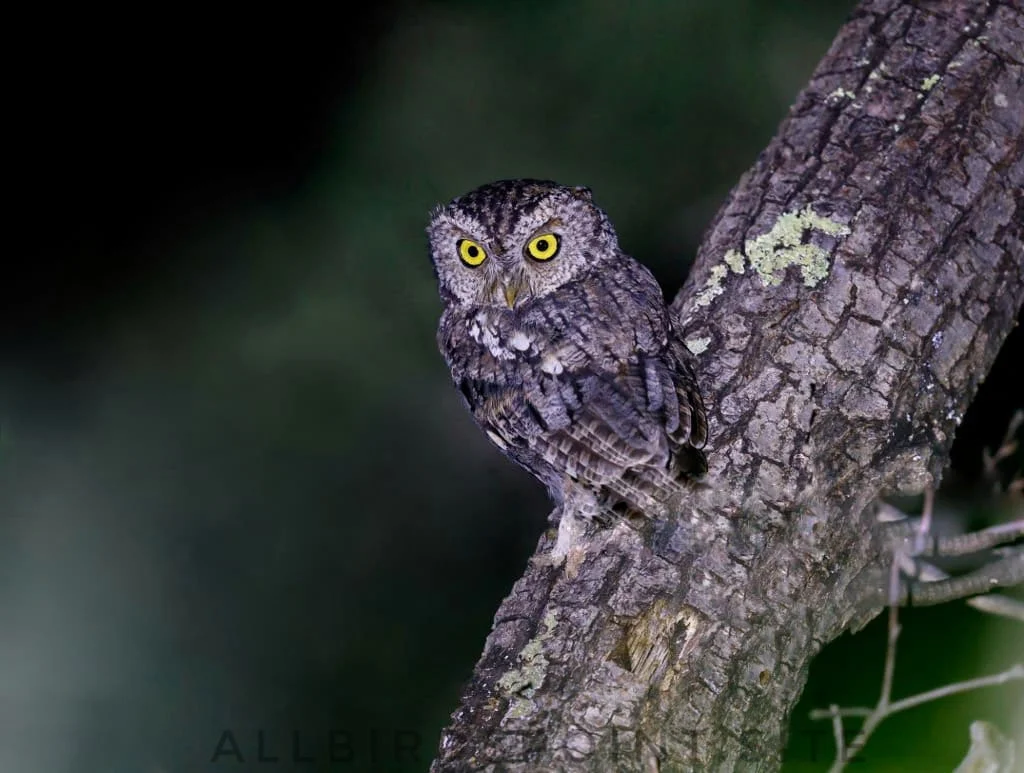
[439,280,707,515]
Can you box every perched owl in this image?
[428,179,707,547]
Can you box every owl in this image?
[428,179,707,546]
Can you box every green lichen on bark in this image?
[694,206,849,307]
[496,609,558,700]
[724,250,746,274]
[729,205,850,288]
[693,264,730,307]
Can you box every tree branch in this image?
[889,518,1024,558]
[810,665,1024,723]
[809,506,1023,769]
[912,556,1024,622]
[432,0,1024,769]
[906,547,1024,605]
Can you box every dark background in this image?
[3,3,1021,771]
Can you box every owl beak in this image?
[502,280,525,309]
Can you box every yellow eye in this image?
[457,238,487,267]
[526,233,560,261]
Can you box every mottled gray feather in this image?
[429,179,707,518]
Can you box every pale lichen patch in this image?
[693,264,729,307]
[828,87,856,101]
[497,609,558,705]
[921,74,940,91]
[723,250,746,274]
[695,247,748,301]
[503,697,536,720]
[743,206,851,288]
[693,206,847,306]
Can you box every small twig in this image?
[810,706,871,719]
[921,519,1024,559]
[907,548,1024,606]
[967,592,1024,622]
[814,607,1024,772]
[826,566,901,771]
[809,663,1024,722]
[885,664,1024,715]
[983,409,1023,477]
[881,569,902,708]
[983,439,1020,471]
[817,485,1024,770]
[984,410,1023,501]
[912,487,934,556]
[879,513,1022,560]
[875,501,910,523]
[820,416,1024,771]
[913,557,1024,622]
[828,705,845,764]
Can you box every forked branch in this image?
[813,487,1024,770]
[432,1,1024,769]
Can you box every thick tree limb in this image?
[432,1,1024,770]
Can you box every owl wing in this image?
[571,256,707,480]
[464,260,706,497]
[470,353,704,504]
[668,339,709,453]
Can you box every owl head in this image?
[427,179,620,309]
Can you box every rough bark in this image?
[431,1,1024,770]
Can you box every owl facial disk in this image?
[452,234,524,307]
[429,179,620,309]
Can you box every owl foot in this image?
[542,509,591,578]
[551,509,584,560]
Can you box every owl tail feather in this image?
[603,458,707,521]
